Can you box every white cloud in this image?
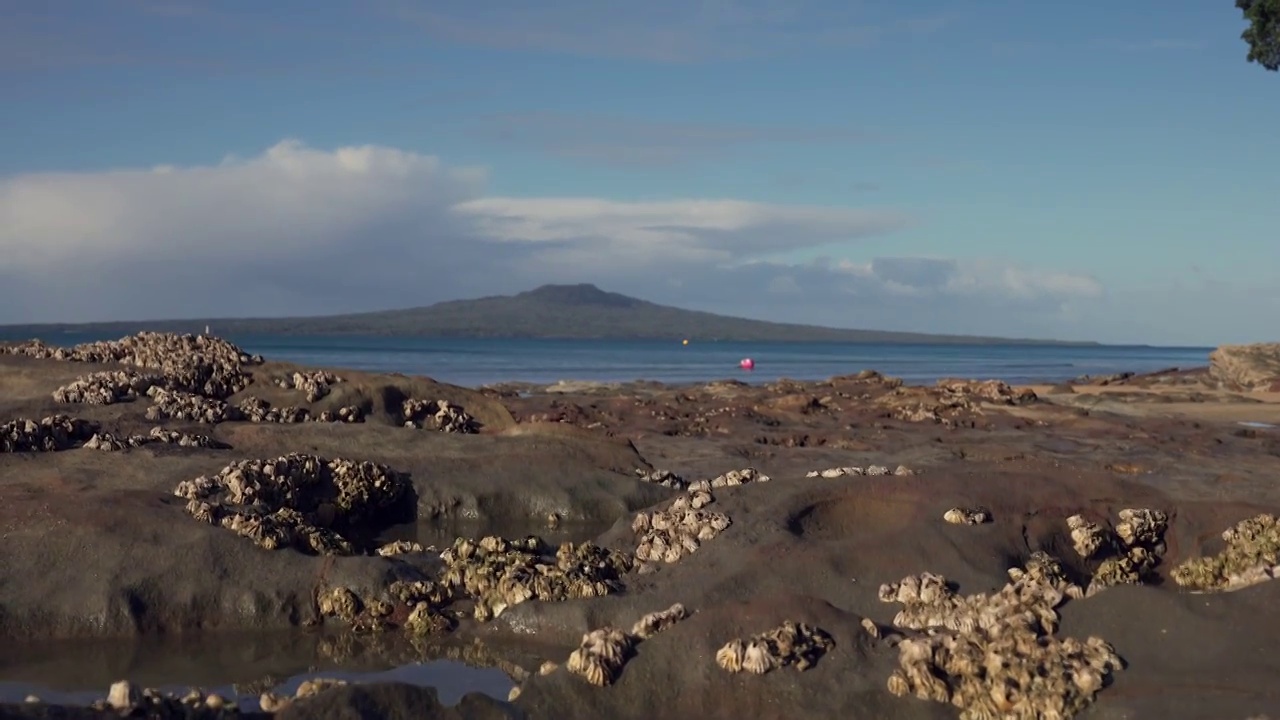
[0,139,1114,340]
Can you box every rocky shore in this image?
[2,333,1279,719]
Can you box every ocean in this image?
[0,331,1214,388]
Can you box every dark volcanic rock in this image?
[6,338,1280,720]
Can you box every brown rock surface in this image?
[1210,342,1280,391]
[4,334,1280,719]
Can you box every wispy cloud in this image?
[469,112,889,166]
[1090,38,1208,52]
[0,0,432,77]
[376,0,956,62]
[992,37,1207,56]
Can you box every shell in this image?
[742,640,775,674]
[886,670,911,697]
[715,639,746,672]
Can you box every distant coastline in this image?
[0,283,1104,347]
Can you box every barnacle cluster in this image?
[53,369,165,405]
[566,627,636,687]
[0,414,99,452]
[145,387,235,424]
[879,553,1124,719]
[1173,513,1280,592]
[715,620,835,675]
[174,453,413,555]
[632,489,731,568]
[439,535,632,621]
[275,370,343,402]
[148,390,366,426]
[401,398,478,433]
[147,426,225,448]
[313,584,444,635]
[877,378,1036,426]
[1066,508,1169,595]
[4,331,258,399]
[561,603,689,687]
[944,507,992,525]
[886,631,1123,718]
[805,464,914,478]
[235,395,311,424]
[635,468,688,490]
[82,432,150,452]
[376,540,427,557]
[629,602,689,639]
[707,467,770,488]
[83,426,226,452]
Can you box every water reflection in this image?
[0,629,526,710]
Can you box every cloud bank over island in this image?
[0,139,1132,342]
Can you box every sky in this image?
[1,0,1276,346]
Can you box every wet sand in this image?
[1,339,1279,719]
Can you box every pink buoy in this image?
[739,357,755,370]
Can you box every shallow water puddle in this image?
[0,630,516,710]
[1237,421,1276,429]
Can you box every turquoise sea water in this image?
[1,331,1214,388]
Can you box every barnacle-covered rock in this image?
[876,378,1036,426]
[82,432,150,452]
[404,602,454,636]
[1173,513,1280,592]
[377,540,427,557]
[880,553,1123,719]
[4,331,258,398]
[1065,508,1169,595]
[172,454,413,555]
[146,387,238,423]
[1067,514,1113,560]
[806,464,913,478]
[53,369,165,405]
[317,587,363,623]
[566,627,635,687]
[629,602,689,639]
[439,535,631,621]
[553,604,687,688]
[709,467,770,487]
[275,370,343,402]
[715,620,834,675]
[236,395,310,424]
[316,406,365,424]
[0,415,99,452]
[402,398,478,433]
[633,491,731,566]
[148,425,224,448]
[943,507,992,525]
[635,468,688,490]
[1115,508,1169,549]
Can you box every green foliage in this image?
[1237,0,1280,71]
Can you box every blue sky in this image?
[1,0,1275,345]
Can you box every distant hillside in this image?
[0,283,1099,346]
